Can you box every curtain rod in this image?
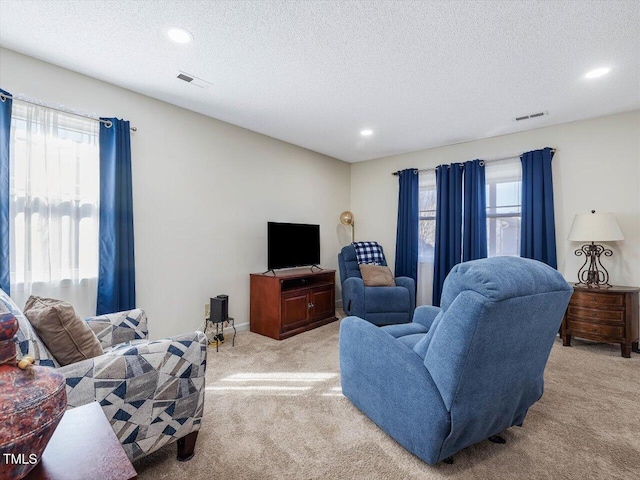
[391,148,556,176]
[0,93,137,132]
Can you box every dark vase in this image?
[0,309,67,480]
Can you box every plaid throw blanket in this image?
[353,241,385,265]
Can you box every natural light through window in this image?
[207,372,341,397]
[221,372,337,382]
[485,159,522,257]
[417,161,522,306]
[208,386,314,391]
[418,172,436,306]
[9,102,99,315]
[321,386,343,397]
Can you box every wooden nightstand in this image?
[561,284,639,358]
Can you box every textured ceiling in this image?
[0,0,638,162]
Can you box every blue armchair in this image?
[338,244,415,325]
[340,256,572,465]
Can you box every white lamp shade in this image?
[567,212,624,242]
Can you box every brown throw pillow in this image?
[359,264,396,287]
[23,296,103,366]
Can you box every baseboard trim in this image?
[233,321,250,332]
[215,321,249,334]
[200,320,249,338]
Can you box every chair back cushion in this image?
[0,289,59,367]
[338,244,388,284]
[423,257,572,456]
[438,255,570,310]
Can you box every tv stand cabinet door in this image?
[310,285,335,321]
[281,290,310,330]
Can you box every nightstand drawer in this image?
[571,291,624,308]
[567,319,624,340]
[567,306,624,324]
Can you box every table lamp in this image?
[340,211,355,242]
[567,210,624,288]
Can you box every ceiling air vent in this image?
[177,73,193,82]
[515,111,547,121]
[176,71,212,89]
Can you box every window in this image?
[9,102,99,316]
[417,160,521,305]
[485,159,522,257]
[418,171,436,306]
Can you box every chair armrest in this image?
[58,331,208,459]
[340,316,438,383]
[342,277,365,318]
[60,330,207,408]
[106,330,207,369]
[412,305,442,329]
[85,309,148,348]
[339,316,449,464]
[395,276,416,311]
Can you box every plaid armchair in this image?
[0,289,207,462]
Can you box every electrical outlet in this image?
[204,303,210,320]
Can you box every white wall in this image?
[351,110,640,289]
[2,46,638,337]
[0,48,351,339]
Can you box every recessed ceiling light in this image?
[360,129,373,136]
[584,67,610,79]
[167,27,193,44]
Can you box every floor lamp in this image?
[340,211,355,243]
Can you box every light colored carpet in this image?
[135,318,640,479]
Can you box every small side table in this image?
[25,401,136,480]
[206,316,237,352]
[561,284,639,358]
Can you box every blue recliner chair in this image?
[338,244,415,325]
[340,256,573,465]
[338,245,416,325]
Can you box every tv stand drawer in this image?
[281,273,334,291]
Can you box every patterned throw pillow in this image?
[353,241,385,265]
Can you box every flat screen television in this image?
[268,222,320,270]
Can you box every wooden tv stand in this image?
[250,268,337,340]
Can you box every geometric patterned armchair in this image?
[0,288,207,462]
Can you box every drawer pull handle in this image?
[592,313,597,317]
[592,297,597,302]
[592,328,597,332]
